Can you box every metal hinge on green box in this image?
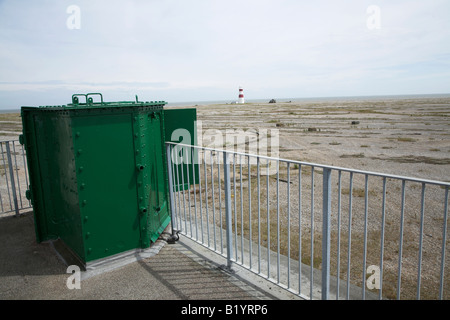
[20,93,197,269]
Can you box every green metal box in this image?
[20,93,196,267]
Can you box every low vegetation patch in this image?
[340,153,365,159]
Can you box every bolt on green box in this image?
[20,93,196,268]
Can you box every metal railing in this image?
[166,142,450,300]
[0,140,31,216]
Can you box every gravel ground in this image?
[169,96,450,299]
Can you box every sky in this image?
[0,0,449,109]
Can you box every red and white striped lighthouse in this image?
[238,86,245,104]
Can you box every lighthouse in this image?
[238,87,245,104]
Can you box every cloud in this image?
[0,0,449,108]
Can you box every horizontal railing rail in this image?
[166,142,449,300]
[0,140,31,216]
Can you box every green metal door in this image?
[164,108,198,191]
[72,113,141,262]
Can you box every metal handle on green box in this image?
[71,93,104,106]
[86,93,103,104]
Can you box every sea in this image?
[1,93,449,113]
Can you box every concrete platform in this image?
[0,211,299,300]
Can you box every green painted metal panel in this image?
[140,112,170,243]
[21,110,48,243]
[133,110,170,245]
[163,108,198,191]
[72,113,141,261]
[21,109,84,260]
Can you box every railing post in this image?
[166,143,177,238]
[322,168,332,300]
[223,151,233,270]
[6,142,19,217]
